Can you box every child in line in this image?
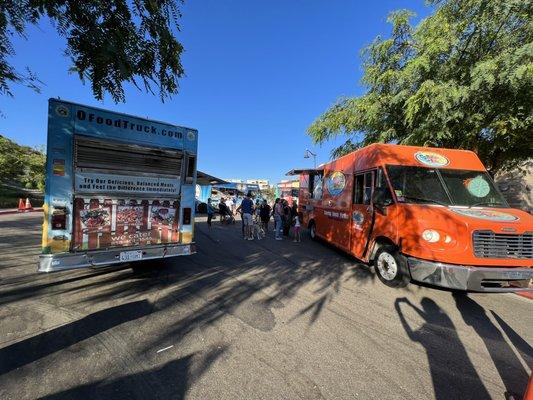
[293,214,301,242]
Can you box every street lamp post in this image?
[304,149,317,168]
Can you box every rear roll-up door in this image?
[74,136,183,176]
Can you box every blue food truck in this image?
[39,99,198,272]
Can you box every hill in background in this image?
[0,135,45,208]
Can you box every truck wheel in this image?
[374,246,409,288]
[131,258,168,273]
[309,221,317,240]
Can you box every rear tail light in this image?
[51,208,67,230]
[183,208,192,225]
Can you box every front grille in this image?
[473,230,533,259]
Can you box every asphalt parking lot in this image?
[0,213,531,400]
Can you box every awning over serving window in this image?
[196,171,227,186]
[286,167,324,176]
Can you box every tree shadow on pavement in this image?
[39,346,227,400]
[0,300,152,376]
[395,297,491,400]
[0,218,397,397]
[453,294,530,397]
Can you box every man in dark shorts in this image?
[238,192,254,240]
[207,198,215,228]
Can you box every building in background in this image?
[246,179,270,191]
[225,178,271,191]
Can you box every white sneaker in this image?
[275,237,282,241]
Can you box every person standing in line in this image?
[239,202,245,237]
[226,197,233,215]
[270,200,276,232]
[218,197,227,223]
[293,214,301,242]
[235,196,245,237]
[259,199,271,235]
[206,198,215,229]
[231,195,237,214]
[273,198,283,240]
[238,192,255,240]
[282,200,291,237]
[291,200,298,220]
[254,199,261,221]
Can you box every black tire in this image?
[131,258,169,273]
[309,221,317,241]
[373,245,410,288]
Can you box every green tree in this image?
[21,149,46,190]
[0,135,24,181]
[1,0,184,103]
[0,135,45,190]
[308,0,532,173]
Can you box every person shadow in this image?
[395,297,490,400]
[453,294,530,398]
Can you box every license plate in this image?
[119,250,143,262]
[507,271,527,280]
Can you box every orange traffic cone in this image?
[17,198,25,212]
[17,198,33,212]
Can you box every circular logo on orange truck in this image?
[414,151,449,167]
[326,171,346,196]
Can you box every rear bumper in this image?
[407,257,533,292]
[38,243,196,272]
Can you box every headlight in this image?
[422,229,440,243]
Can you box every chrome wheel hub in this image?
[377,252,398,281]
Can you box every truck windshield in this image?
[386,165,508,208]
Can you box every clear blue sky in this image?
[1,1,430,185]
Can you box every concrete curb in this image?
[0,208,43,216]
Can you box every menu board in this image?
[79,207,111,232]
[116,205,144,226]
[151,205,176,226]
[73,198,180,251]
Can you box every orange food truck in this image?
[288,144,533,292]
